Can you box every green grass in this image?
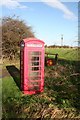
[2,47,80,119]
[45,47,80,61]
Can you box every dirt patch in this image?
[2,69,10,78]
[45,65,68,79]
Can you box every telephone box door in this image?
[21,38,45,95]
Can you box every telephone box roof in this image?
[23,38,45,44]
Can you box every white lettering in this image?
[27,44,42,47]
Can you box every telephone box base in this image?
[23,90,43,95]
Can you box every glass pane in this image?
[31,57,39,61]
[32,62,39,66]
[28,72,41,80]
[31,81,41,86]
[32,67,39,71]
[30,51,41,55]
[28,86,40,91]
[28,51,41,83]
[28,76,41,80]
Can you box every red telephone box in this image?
[20,38,45,94]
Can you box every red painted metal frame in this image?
[20,38,45,95]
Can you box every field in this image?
[2,47,80,119]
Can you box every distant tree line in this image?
[1,16,35,60]
[45,45,78,48]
